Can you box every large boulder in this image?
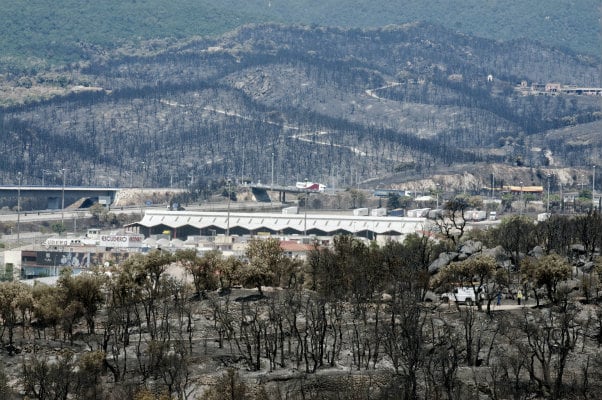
[580,261,595,274]
[428,252,459,274]
[459,240,483,257]
[481,245,507,261]
[529,245,544,258]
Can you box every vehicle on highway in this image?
[295,181,326,192]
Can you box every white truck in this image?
[353,208,369,216]
[440,287,483,305]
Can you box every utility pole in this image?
[560,182,563,212]
[241,148,245,186]
[271,152,275,189]
[141,161,146,188]
[304,178,308,236]
[519,181,524,216]
[17,172,21,246]
[546,174,551,213]
[593,165,596,209]
[226,178,231,237]
[61,168,66,228]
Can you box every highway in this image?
[0,200,284,224]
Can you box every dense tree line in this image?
[1,0,598,73]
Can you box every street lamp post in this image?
[226,178,231,237]
[141,161,146,188]
[519,181,524,215]
[61,168,66,228]
[17,172,21,246]
[304,178,308,236]
[593,165,596,209]
[271,152,274,189]
[241,148,245,186]
[547,174,551,213]
[127,171,133,188]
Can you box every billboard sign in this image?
[36,251,91,269]
[98,234,144,248]
[31,251,133,271]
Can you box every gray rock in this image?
[457,252,468,261]
[482,245,511,267]
[529,245,544,258]
[580,261,595,273]
[428,252,459,274]
[460,240,482,256]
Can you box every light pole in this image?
[546,174,551,213]
[271,152,274,189]
[226,178,231,237]
[304,178,308,236]
[61,168,66,228]
[593,165,596,209]
[141,161,146,188]
[519,181,524,215]
[435,183,440,209]
[17,172,21,246]
[241,148,245,186]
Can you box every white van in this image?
[441,287,482,305]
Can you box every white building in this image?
[126,210,432,244]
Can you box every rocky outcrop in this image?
[429,252,459,274]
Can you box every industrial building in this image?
[4,209,432,282]
[125,209,432,242]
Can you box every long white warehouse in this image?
[126,209,431,240]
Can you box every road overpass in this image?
[0,186,184,211]
[248,183,340,203]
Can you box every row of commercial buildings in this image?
[4,209,432,280]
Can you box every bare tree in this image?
[433,197,471,246]
[21,350,75,400]
[203,368,250,400]
[520,305,581,398]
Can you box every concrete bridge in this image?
[248,183,339,203]
[0,186,184,211]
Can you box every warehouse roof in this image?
[126,210,431,238]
